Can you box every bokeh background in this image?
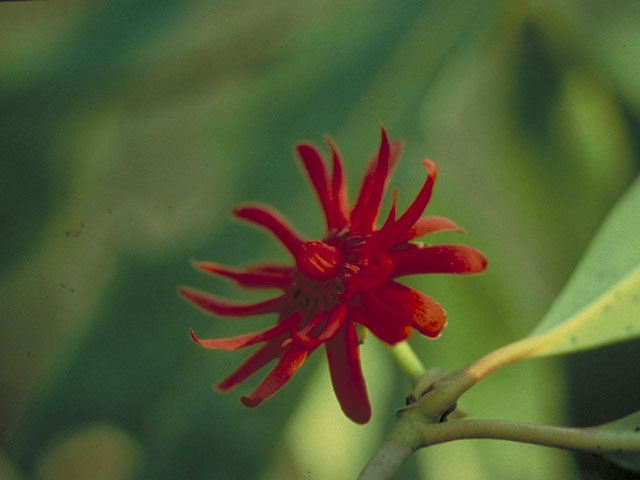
[2,0,640,479]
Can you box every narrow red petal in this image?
[365,190,397,254]
[233,205,304,258]
[326,137,349,229]
[376,160,437,250]
[194,261,293,289]
[354,297,412,345]
[358,138,402,181]
[351,127,391,233]
[189,315,295,350]
[317,303,347,342]
[350,136,403,233]
[216,340,282,391]
[391,244,488,277]
[402,216,464,242]
[291,311,328,349]
[411,294,447,338]
[375,282,447,338]
[295,143,333,229]
[240,345,308,407]
[389,139,403,167]
[291,303,348,349]
[325,319,371,424]
[179,287,287,317]
[379,190,397,233]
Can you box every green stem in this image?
[358,436,413,480]
[428,309,625,413]
[386,341,426,387]
[359,407,425,480]
[360,417,640,479]
[365,330,639,479]
[419,419,640,452]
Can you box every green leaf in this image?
[528,175,640,356]
[595,411,640,471]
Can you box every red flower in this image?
[180,127,486,424]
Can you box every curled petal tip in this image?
[240,396,261,408]
[232,204,271,220]
[323,134,336,148]
[376,126,390,165]
[379,126,389,148]
[294,142,317,156]
[230,205,243,214]
[231,206,247,220]
[461,248,488,273]
[477,254,488,272]
[231,204,259,219]
[422,159,437,179]
[192,260,219,274]
[189,329,200,344]
[214,383,228,393]
[422,317,448,339]
[349,409,372,424]
[403,216,466,242]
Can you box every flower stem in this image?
[386,341,426,387]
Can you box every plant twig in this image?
[360,330,636,480]
[358,436,413,480]
[359,407,426,480]
[363,319,640,480]
[419,419,640,452]
[416,330,567,420]
[360,416,640,479]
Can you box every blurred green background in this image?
[1,0,639,479]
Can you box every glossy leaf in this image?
[528,176,640,356]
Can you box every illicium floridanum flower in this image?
[179,127,487,424]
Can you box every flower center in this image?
[295,241,340,281]
[290,229,393,318]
